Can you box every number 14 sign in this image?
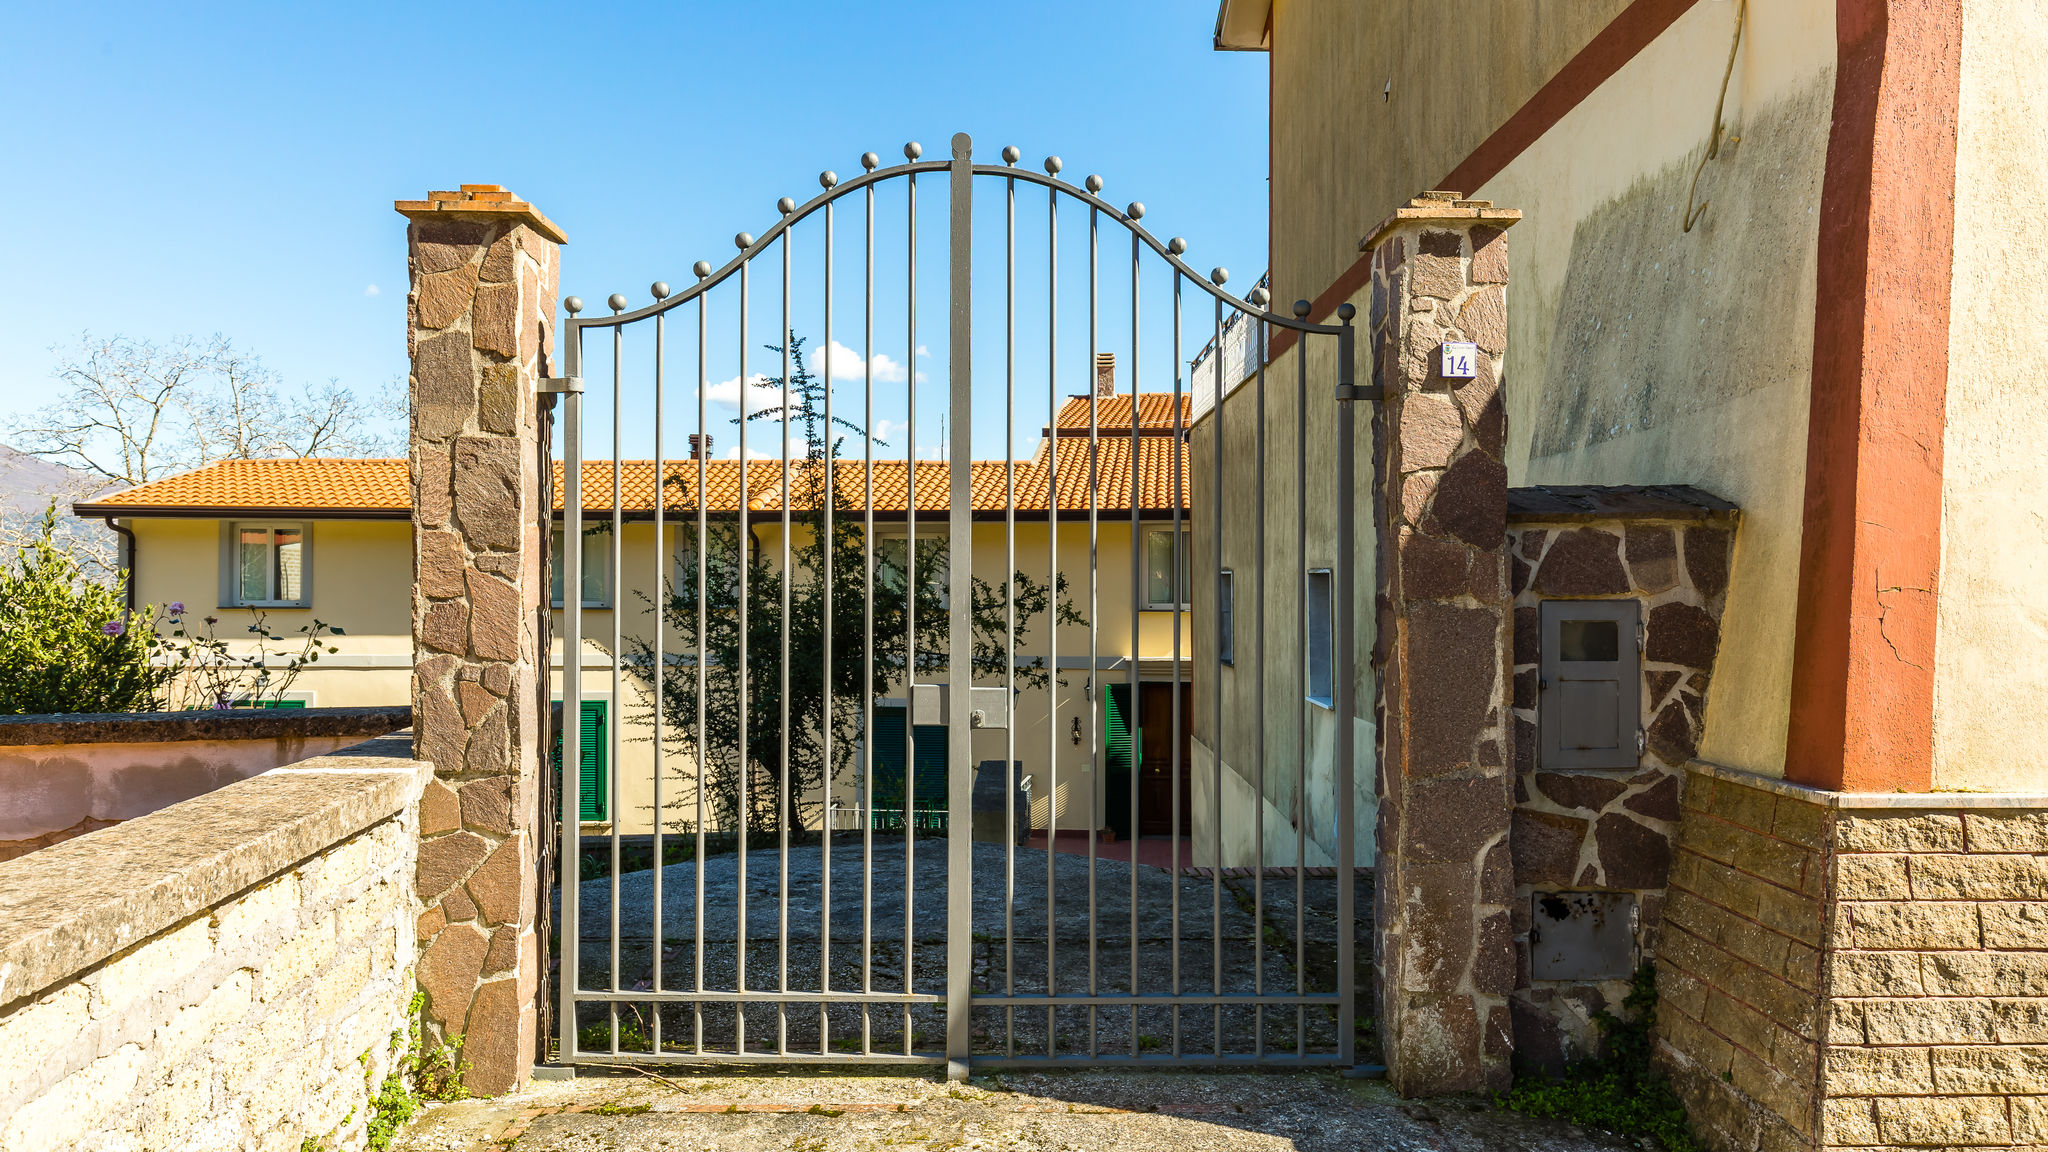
[1439,342,1479,379]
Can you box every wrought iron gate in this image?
[550,133,1365,1077]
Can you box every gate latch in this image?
[540,376,585,394]
[910,684,1011,729]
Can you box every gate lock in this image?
[910,684,1011,729]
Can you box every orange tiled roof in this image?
[77,447,1191,518]
[1048,393,1192,433]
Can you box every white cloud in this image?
[915,344,929,357]
[364,284,380,297]
[704,372,784,414]
[806,340,909,384]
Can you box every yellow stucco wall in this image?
[1933,0,2048,790]
[1267,0,1632,305]
[1482,0,1836,779]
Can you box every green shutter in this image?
[870,706,947,829]
[232,698,306,708]
[552,699,608,822]
[1104,683,1141,772]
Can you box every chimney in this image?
[689,433,714,459]
[1094,352,1116,397]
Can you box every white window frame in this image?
[221,521,313,608]
[1306,568,1334,709]
[1143,525,1192,611]
[875,529,949,607]
[551,524,614,609]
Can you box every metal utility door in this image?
[547,134,1365,1077]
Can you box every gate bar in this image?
[944,131,975,1082]
[558,303,584,1063]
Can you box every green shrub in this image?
[0,505,169,714]
[1498,963,1700,1152]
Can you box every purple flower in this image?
[101,620,125,636]
[168,601,185,615]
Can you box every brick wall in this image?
[1658,762,2048,1151]
[0,753,427,1151]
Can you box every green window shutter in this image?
[552,700,608,822]
[1104,683,1141,772]
[871,706,947,817]
[231,699,307,708]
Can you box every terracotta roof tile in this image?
[79,446,1192,518]
[1049,393,1192,433]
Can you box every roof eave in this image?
[74,504,412,521]
[1213,0,1272,51]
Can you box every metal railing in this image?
[552,133,1365,1078]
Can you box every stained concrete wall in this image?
[1933,0,2048,791]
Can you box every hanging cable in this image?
[1683,0,1748,233]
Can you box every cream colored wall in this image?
[1188,326,1376,867]
[1477,0,1835,779]
[127,518,414,709]
[1267,0,1631,304]
[1933,0,2048,791]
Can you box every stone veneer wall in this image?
[1659,762,2048,1152]
[0,746,427,1151]
[1506,510,1733,1070]
[398,185,562,1095]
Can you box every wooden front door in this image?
[1136,681,1193,837]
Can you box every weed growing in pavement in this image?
[364,992,471,1152]
[1497,964,1699,1152]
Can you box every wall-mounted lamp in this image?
[1069,716,1083,747]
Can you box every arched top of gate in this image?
[563,132,1349,340]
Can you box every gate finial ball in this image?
[608,294,629,312]
[904,142,923,160]
[1210,267,1229,286]
[1001,145,1020,165]
[861,152,881,171]
[693,261,713,279]
[1292,299,1312,318]
[1337,302,1357,321]
[1168,237,1187,255]
[1126,202,1144,220]
[1043,156,1062,176]
[820,171,838,189]
[778,197,796,215]
[650,282,670,301]
[735,232,754,250]
[1248,287,1268,307]
[1084,174,1104,193]
[564,296,584,315]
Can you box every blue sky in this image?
[0,2,1268,463]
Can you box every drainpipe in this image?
[102,516,136,612]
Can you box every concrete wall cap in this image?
[0,753,431,1006]
[1688,758,2048,809]
[0,704,411,748]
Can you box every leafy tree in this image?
[627,334,1081,836]
[0,504,170,713]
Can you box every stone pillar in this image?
[394,185,564,1096]
[1367,192,1521,1096]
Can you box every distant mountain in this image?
[0,445,116,560]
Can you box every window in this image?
[551,699,609,821]
[1144,527,1190,610]
[877,535,948,606]
[551,526,612,608]
[1306,568,1333,708]
[1218,569,1235,665]
[224,522,310,606]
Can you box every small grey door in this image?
[1538,599,1640,769]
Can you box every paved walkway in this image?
[392,1069,1641,1152]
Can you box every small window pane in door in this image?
[1559,619,1618,662]
[239,529,270,602]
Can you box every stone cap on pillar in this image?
[394,184,567,244]
[1361,191,1521,252]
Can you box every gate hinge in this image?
[1335,384,1382,403]
[540,376,585,395]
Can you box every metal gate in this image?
[550,133,1365,1077]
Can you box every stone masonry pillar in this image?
[1367,193,1521,1096]
[395,185,564,1096]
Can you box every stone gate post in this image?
[395,185,564,1096]
[1367,193,1521,1096]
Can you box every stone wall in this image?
[1504,494,1734,1070]
[0,745,427,1151]
[1658,762,2048,1152]
[397,185,562,1095]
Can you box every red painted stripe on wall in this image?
[1784,0,1960,792]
